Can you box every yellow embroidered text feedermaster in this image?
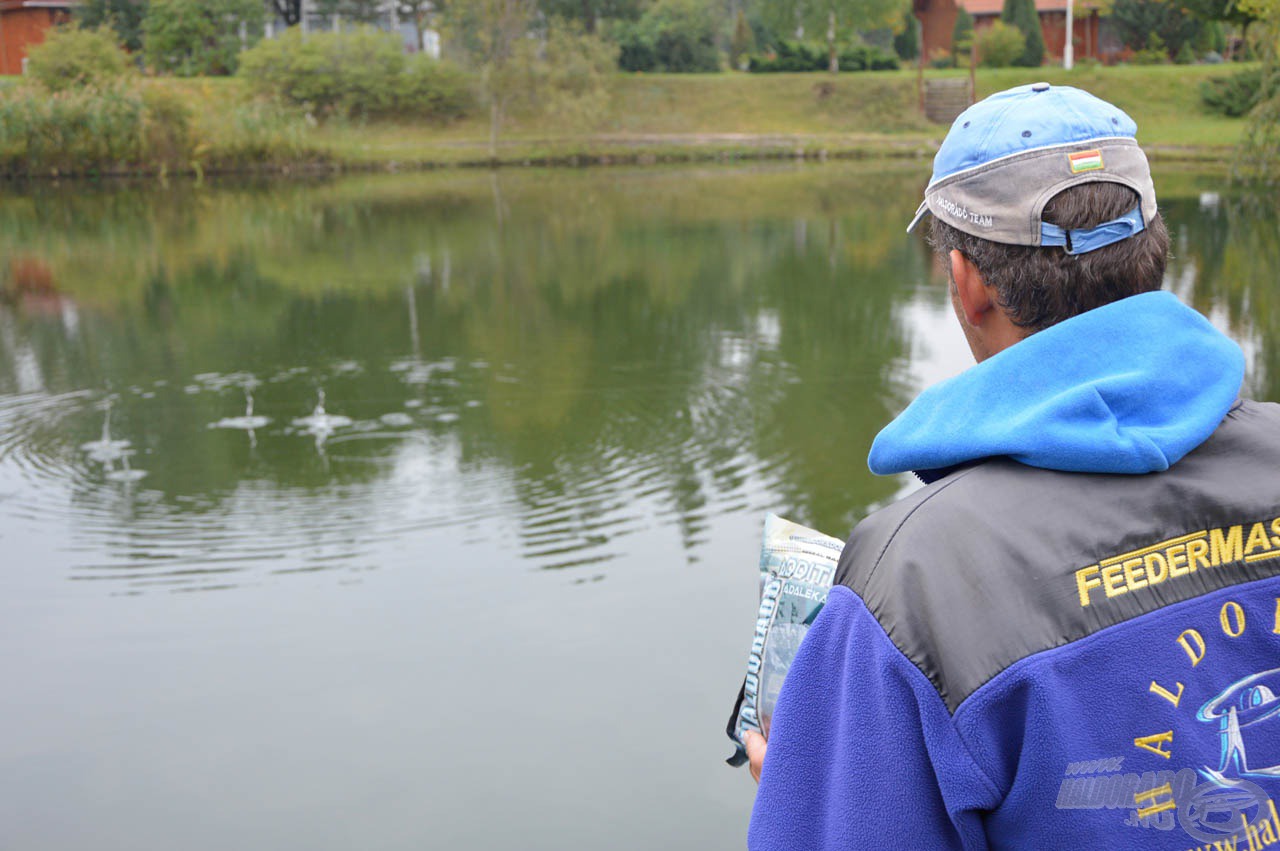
[1075,518,1280,608]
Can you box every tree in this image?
[759,0,907,72]
[1175,0,1261,33]
[316,0,384,25]
[445,0,539,156]
[77,0,149,51]
[537,0,644,33]
[1001,0,1045,65]
[399,0,434,49]
[613,0,720,71]
[952,5,974,61]
[1107,0,1205,58]
[143,0,264,75]
[1234,0,1279,183]
[892,8,920,60]
[730,8,756,68]
[268,0,303,25]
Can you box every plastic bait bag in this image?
[726,513,844,766]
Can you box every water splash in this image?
[81,403,132,464]
[104,453,147,483]
[214,388,272,431]
[292,388,353,454]
[81,400,147,482]
[213,387,273,448]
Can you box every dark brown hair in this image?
[928,181,1170,333]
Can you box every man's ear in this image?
[949,249,993,328]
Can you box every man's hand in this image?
[745,730,767,783]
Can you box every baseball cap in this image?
[906,82,1158,255]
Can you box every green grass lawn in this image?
[310,64,1250,167]
[0,62,1254,174]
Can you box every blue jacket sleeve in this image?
[748,585,1002,850]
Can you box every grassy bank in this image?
[0,64,1254,178]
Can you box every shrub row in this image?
[747,41,900,73]
[0,83,317,177]
[614,0,721,72]
[238,29,472,120]
[1201,67,1280,118]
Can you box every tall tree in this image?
[77,0,149,51]
[316,0,385,24]
[445,0,539,156]
[760,0,907,72]
[143,0,264,74]
[1107,0,1204,57]
[537,0,644,33]
[1176,0,1261,29]
[268,0,303,25]
[730,7,757,67]
[1235,0,1279,182]
[892,7,919,60]
[399,0,434,47]
[952,5,974,61]
[1001,0,1045,65]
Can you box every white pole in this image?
[1064,0,1074,69]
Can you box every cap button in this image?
[1031,82,1051,92]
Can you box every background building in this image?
[914,0,1116,63]
[0,0,75,74]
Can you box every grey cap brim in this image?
[906,138,1157,246]
[906,200,930,234]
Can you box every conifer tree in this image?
[1001,0,1045,66]
[951,6,974,61]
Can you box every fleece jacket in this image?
[750,292,1280,850]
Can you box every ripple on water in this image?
[0,350,779,593]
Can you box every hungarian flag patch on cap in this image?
[1069,150,1105,173]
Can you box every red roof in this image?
[961,0,1097,14]
[0,1,77,11]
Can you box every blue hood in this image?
[868,291,1245,477]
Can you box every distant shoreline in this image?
[0,65,1250,181]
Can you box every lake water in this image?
[0,163,1275,850]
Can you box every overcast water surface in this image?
[0,163,1274,850]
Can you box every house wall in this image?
[1039,10,1103,60]
[914,0,961,63]
[0,7,69,76]
[972,9,1104,62]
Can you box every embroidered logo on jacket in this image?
[1074,518,1280,609]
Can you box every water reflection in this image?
[0,165,1274,594]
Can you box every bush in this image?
[139,84,191,163]
[748,40,898,72]
[747,40,826,71]
[613,0,720,72]
[0,86,143,174]
[25,26,131,92]
[143,0,263,76]
[199,99,314,168]
[1201,67,1279,116]
[977,20,1025,67]
[1175,41,1196,63]
[238,28,473,120]
[399,55,473,121]
[1130,32,1169,64]
[535,21,619,127]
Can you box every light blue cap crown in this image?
[907,83,1158,254]
[930,82,1137,185]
